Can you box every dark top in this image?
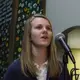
[3,59,70,80]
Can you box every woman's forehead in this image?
[30,16,48,22]
[31,17,50,25]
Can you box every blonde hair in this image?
[20,14,61,77]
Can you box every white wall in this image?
[46,0,80,35]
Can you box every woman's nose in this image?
[43,27,47,31]
[42,27,47,34]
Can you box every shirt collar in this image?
[34,61,48,69]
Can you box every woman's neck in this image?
[32,45,48,66]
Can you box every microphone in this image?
[55,33,75,64]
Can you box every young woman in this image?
[4,14,70,80]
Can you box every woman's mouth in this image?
[41,36,48,39]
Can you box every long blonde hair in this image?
[20,14,61,77]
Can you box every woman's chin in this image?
[37,43,50,47]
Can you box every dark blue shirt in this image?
[3,59,70,80]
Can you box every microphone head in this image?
[55,33,65,41]
[55,33,66,50]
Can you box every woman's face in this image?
[31,17,52,47]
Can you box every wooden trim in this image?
[42,0,46,14]
[8,0,19,64]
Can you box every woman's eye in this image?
[35,25,42,29]
[46,27,52,31]
[37,26,42,29]
[35,26,41,29]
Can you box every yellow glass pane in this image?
[68,49,80,80]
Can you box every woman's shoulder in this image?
[8,58,21,70]
[3,58,22,80]
[58,61,71,80]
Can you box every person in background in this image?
[4,14,70,80]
